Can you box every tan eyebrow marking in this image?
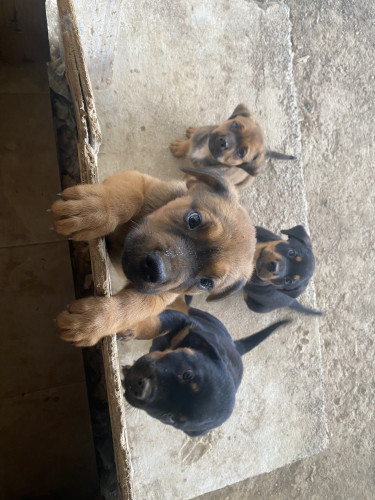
[170,325,192,349]
[146,347,194,360]
[293,275,300,281]
[147,349,172,360]
[190,382,199,392]
[296,256,302,262]
[180,348,195,356]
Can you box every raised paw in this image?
[51,184,118,241]
[56,296,117,347]
[169,139,190,158]
[186,127,197,139]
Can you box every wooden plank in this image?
[56,1,134,499]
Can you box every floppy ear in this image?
[181,167,230,197]
[238,154,265,176]
[265,151,297,161]
[206,279,246,302]
[122,365,132,382]
[228,103,251,119]
[188,333,221,360]
[255,226,280,242]
[159,310,192,336]
[281,225,312,248]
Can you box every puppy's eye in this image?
[285,277,293,286]
[185,211,202,229]
[230,121,239,130]
[237,148,246,159]
[162,413,176,425]
[182,369,194,381]
[198,278,214,290]
[288,249,296,257]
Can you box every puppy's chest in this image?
[190,141,211,162]
[189,127,214,164]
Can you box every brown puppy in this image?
[170,104,296,187]
[52,168,256,346]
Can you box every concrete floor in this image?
[201,1,375,499]
[57,0,374,498]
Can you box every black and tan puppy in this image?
[170,104,296,187]
[51,168,256,346]
[243,225,322,316]
[122,305,289,437]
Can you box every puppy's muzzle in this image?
[219,137,229,150]
[256,255,285,280]
[139,252,166,283]
[127,375,154,401]
[209,132,234,158]
[268,261,279,274]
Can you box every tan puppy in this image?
[52,168,256,346]
[170,104,296,187]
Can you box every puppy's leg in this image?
[117,315,163,341]
[169,139,191,158]
[116,296,190,341]
[52,171,161,240]
[56,287,179,347]
[121,304,191,343]
[167,295,190,314]
[186,127,198,139]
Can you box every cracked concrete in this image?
[82,0,328,498]
[198,0,375,499]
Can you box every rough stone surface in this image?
[68,0,374,498]
[197,1,375,499]
[83,1,328,499]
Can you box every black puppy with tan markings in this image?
[122,302,289,437]
[51,168,256,346]
[243,225,322,316]
[170,104,296,187]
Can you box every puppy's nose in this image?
[219,137,228,149]
[268,261,279,274]
[129,377,152,400]
[140,253,166,283]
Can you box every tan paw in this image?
[169,139,189,158]
[51,184,117,240]
[56,296,116,347]
[186,127,197,139]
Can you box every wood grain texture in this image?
[56,1,133,498]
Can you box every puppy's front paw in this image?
[56,297,116,347]
[169,139,189,158]
[51,184,118,240]
[185,127,197,139]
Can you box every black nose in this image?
[219,137,228,149]
[268,261,279,274]
[129,377,152,400]
[140,253,166,283]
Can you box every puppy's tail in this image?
[265,150,296,161]
[234,319,291,356]
[289,300,323,316]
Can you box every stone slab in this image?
[71,0,328,498]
